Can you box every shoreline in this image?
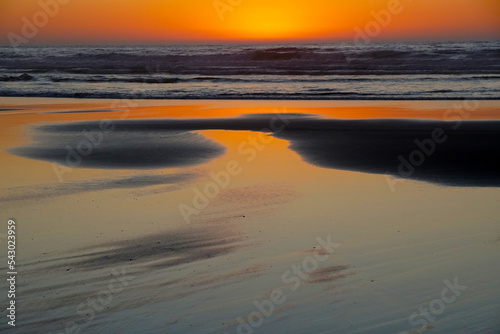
[2,95,500,101]
[2,96,500,106]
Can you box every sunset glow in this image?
[1,0,499,44]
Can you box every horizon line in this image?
[1,38,499,47]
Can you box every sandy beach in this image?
[0,98,499,333]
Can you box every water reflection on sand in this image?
[0,98,499,334]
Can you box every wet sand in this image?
[0,98,499,333]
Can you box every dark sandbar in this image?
[12,114,500,186]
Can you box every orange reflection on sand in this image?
[2,99,500,156]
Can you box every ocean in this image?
[1,41,499,100]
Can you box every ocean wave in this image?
[1,90,497,100]
[50,76,180,84]
[48,75,279,84]
[0,73,34,81]
[249,48,304,61]
[1,42,499,77]
[0,42,499,99]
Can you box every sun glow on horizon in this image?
[0,0,499,44]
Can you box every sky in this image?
[0,0,499,44]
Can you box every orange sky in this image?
[0,0,499,44]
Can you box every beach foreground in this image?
[0,98,499,333]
